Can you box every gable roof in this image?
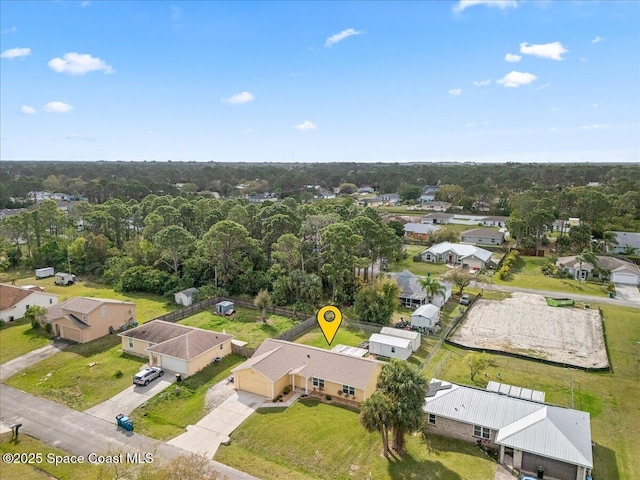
[0,284,37,311]
[612,231,640,249]
[119,320,194,344]
[176,288,199,298]
[369,333,412,349]
[422,213,454,220]
[413,304,440,319]
[424,379,592,468]
[403,223,441,235]
[147,329,232,360]
[391,270,427,301]
[461,228,505,240]
[556,255,640,275]
[232,339,382,390]
[380,327,420,341]
[422,242,493,262]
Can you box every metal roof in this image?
[368,333,412,349]
[422,242,493,262]
[380,327,420,341]
[486,381,545,403]
[424,379,592,468]
[403,223,441,235]
[412,304,440,319]
[330,344,368,357]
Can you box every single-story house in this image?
[390,270,452,309]
[421,242,494,270]
[461,227,505,246]
[411,304,440,330]
[418,194,436,203]
[424,379,593,480]
[380,193,400,205]
[556,255,640,285]
[403,222,441,241]
[0,284,59,322]
[119,320,233,375]
[422,201,452,212]
[481,216,509,228]
[216,301,235,315]
[368,333,412,360]
[232,339,382,404]
[54,272,75,286]
[608,231,640,254]
[380,326,421,351]
[47,297,136,343]
[358,186,375,194]
[357,196,383,207]
[174,287,198,306]
[422,213,453,225]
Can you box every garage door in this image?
[522,452,577,480]
[160,356,187,374]
[60,326,82,343]
[610,272,638,285]
[236,370,270,398]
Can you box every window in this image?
[473,425,491,439]
[312,377,324,389]
[391,347,396,353]
[25,305,29,310]
[49,299,53,304]
[128,339,134,349]
[428,414,436,425]
[342,385,355,396]
[101,306,107,317]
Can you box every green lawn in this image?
[431,303,640,479]
[15,277,175,323]
[492,256,609,297]
[0,433,102,480]
[0,319,51,364]
[389,245,450,277]
[295,324,372,350]
[129,354,244,440]
[5,335,146,410]
[216,399,497,480]
[178,307,297,348]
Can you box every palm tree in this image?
[377,360,428,455]
[418,275,446,305]
[360,391,392,457]
[622,245,637,256]
[253,289,272,323]
[575,249,598,282]
[602,231,618,254]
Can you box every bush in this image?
[31,318,41,329]
[498,266,510,280]
[118,265,179,295]
[325,394,332,401]
[283,385,291,395]
[44,323,52,334]
[114,370,124,379]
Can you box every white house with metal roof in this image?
[410,304,440,330]
[380,327,421,351]
[421,242,494,270]
[424,379,593,480]
[368,333,412,360]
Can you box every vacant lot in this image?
[5,335,146,410]
[216,399,497,480]
[0,319,51,364]
[295,323,372,350]
[179,307,297,348]
[435,303,640,479]
[449,292,608,369]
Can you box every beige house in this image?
[119,320,233,375]
[232,339,382,404]
[46,297,136,343]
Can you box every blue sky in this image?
[1,0,639,163]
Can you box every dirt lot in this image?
[449,292,608,369]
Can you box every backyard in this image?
[215,399,497,480]
[433,303,640,479]
[178,306,298,348]
[5,335,147,410]
[0,318,51,364]
[295,323,372,350]
[388,244,451,277]
[128,354,243,440]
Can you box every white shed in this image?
[430,281,453,308]
[368,334,412,360]
[380,327,421,351]
[174,288,199,306]
[411,304,440,329]
[54,272,75,286]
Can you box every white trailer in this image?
[368,333,412,360]
[35,267,55,279]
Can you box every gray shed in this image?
[216,301,234,315]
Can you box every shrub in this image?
[283,385,291,395]
[498,266,510,280]
[325,394,332,401]
[114,370,124,379]
[31,318,41,329]
[44,323,52,334]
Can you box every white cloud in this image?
[294,120,317,131]
[519,41,568,61]
[497,71,537,87]
[453,0,517,13]
[591,36,605,44]
[325,28,363,47]
[222,91,255,105]
[505,53,521,62]
[473,79,491,87]
[48,52,114,75]
[44,101,73,113]
[1,47,31,59]
[580,124,608,130]
[592,103,599,108]
[1,26,17,35]
[20,105,36,115]
[448,88,462,96]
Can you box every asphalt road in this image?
[0,383,259,480]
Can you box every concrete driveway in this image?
[0,340,70,381]
[168,387,264,458]
[84,372,176,421]
[614,284,640,305]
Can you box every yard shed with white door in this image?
[411,304,440,329]
[368,333,412,360]
[380,327,421,351]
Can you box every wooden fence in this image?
[276,316,317,342]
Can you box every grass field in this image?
[295,324,372,350]
[0,433,102,480]
[0,319,51,364]
[434,303,640,479]
[129,354,243,440]
[215,399,497,480]
[5,335,146,410]
[388,245,450,277]
[178,307,297,348]
[492,256,609,297]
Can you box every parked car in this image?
[133,366,164,386]
[460,294,471,306]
